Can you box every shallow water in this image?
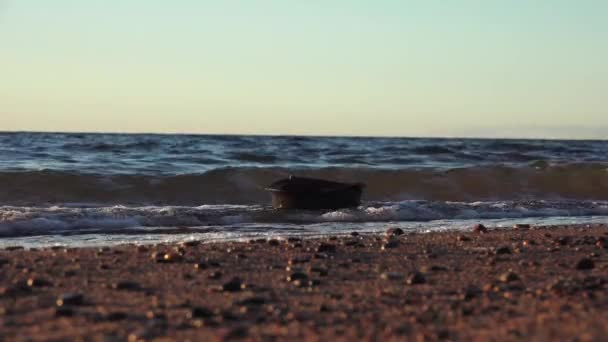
[0,132,607,246]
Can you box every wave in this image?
[0,164,607,205]
[1,200,607,237]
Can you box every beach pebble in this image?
[112,281,141,291]
[350,232,360,237]
[457,235,472,242]
[181,240,200,247]
[288,255,311,264]
[495,246,512,255]
[5,246,24,251]
[317,243,337,253]
[473,224,488,233]
[309,266,329,276]
[498,271,520,283]
[136,245,149,252]
[64,270,77,277]
[576,258,595,270]
[150,252,164,262]
[386,227,404,236]
[381,239,399,250]
[55,307,75,317]
[27,277,53,287]
[291,279,305,288]
[406,271,426,285]
[163,252,183,262]
[461,285,482,301]
[194,261,208,270]
[145,311,167,321]
[267,239,280,246]
[57,293,85,306]
[343,240,359,247]
[222,277,244,292]
[224,326,250,340]
[105,311,128,321]
[238,296,267,307]
[188,306,215,319]
[381,272,405,281]
[287,272,308,282]
[513,224,531,229]
[208,271,223,279]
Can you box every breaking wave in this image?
[1,200,607,237]
[0,164,607,206]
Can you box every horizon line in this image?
[0,129,606,142]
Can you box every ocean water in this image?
[0,132,607,248]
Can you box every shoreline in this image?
[1,224,607,340]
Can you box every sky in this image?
[1,1,607,138]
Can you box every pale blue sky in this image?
[1,1,606,138]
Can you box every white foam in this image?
[1,200,608,238]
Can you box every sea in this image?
[1,132,607,248]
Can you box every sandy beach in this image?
[1,224,607,341]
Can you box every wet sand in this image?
[1,224,607,341]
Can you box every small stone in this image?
[188,306,215,319]
[267,239,280,246]
[522,240,536,246]
[64,270,77,277]
[55,307,74,317]
[224,326,249,340]
[429,265,448,272]
[350,232,360,237]
[461,285,482,301]
[5,246,24,251]
[309,266,329,276]
[57,293,84,306]
[287,272,308,282]
[112,281,141,291]
[136,245,149,252]
[381,240,399,250]
[292,279,306,288]
[317,243,337,253]
[181,240,200,247]
[222,277,244,292]
[576,258,594,270]
[386,227,404,236]
[495,246,512,255]
[457,235,471,242]
[381,272,404,281]
[146,311,167,320]
[513,224,531,229]
[288,256,311,264]
[473,224,488,233]
[194,261,208,270]
[27,277,53,287]
[163,252,182,262]
[208,271,223,279]
[498,271,520,283]
[150,252,164,262]
[406,272,426,285]
[105,312,128,321]
[238,297,266,307]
